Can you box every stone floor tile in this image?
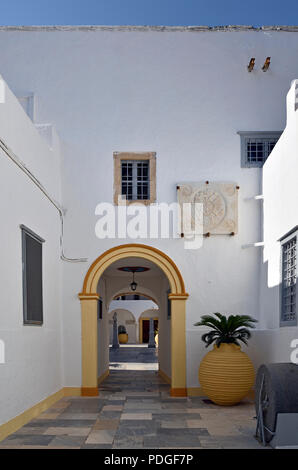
[124,402,161,410]
[158,427,209,437]
[115,425,158,438]
[144,435,201,448]
[21,445,59,449]
[29,419,95,427]
[43,426,91,436]
[1,434,55,446]
[36,412,61,420]
[81,444,113,449]
[217,435,263,449]
[14,426,48,435]
[93,419,119,430]
[108,395,126,401]
[85,430,116,445]
[99,412,122,420]
[0,444,24,448]
[48,436,86,448]
[113,436,143,449]
[161,420,188,428]
[204,424,242,436]
[57,413,98,420]
[0,348,263,449]
[102,405,123,412]
[121,413,152,420]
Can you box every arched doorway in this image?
[78,244,188,397]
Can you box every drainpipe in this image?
[0,137,87,263]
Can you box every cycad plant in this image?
[194,313,257,348]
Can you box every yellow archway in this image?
[79,244,188,397]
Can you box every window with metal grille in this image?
[238,132,282,167]
[281,231,297,326]
[21,225,44,325]
[121,160,149,200]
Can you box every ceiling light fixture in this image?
[130,271,138,291]
[117,266,150,292]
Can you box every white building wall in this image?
[256,80,298,367]
[0,78,63,425]
[1,28,298,391]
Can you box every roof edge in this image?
[1,25,298,32]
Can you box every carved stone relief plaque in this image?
[177,182,238,234]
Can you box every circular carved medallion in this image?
[193,189,226,230]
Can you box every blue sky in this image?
[0,0,297,27]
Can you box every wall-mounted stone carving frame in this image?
[177,182,238,235]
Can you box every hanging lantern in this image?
[130,271,138,291]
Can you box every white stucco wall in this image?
[1,27,298,393]
[0,77,63,425]
[258,79,298,366]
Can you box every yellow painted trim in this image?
[170,297,187,394]
[168,293,189,300]
[63,387,82,397]
[78,293,100,301]
[159,369,171,384]
[81,297,98,390]
[81,244,187,295]
[0,389,62,441]
[0,387,87,442]
[171,388,187,397]
[98,369,109,386]
[139,317,158,343]
[81,387,99,397]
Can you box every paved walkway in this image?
[109,344,158,371]
[0,346,262,449]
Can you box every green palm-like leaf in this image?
[194,313,257,347]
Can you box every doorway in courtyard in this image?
[79,244,188,396]
[100,257,167,382]
[109,290,159,372]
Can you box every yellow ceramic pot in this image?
[118,333,128,344]
[155,334,158,346]
[199,343,255,405]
